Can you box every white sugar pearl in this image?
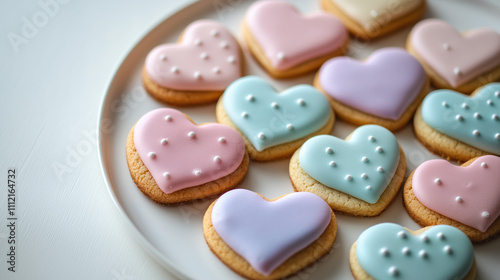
[376,146,383,153]
[194,38,202,45]
[246,94,255,101]
[368,136,376,142]
[365,185,372,190]
[220,41,228,48]
[461,102,469,109]
[214,156,221,163]
[492,114,499,120]
[397,231,407,239]
[473,129,480,136]
[474,112,482,119]
[455,196,463,202]
[193,169,202,176]
[241,112,248,118]
[361,173,368,179]
[227,56,235,63]
[329,161,336,167]
[213,67,221,73]
[194,71,202,79]
[482,211,490,218]
[286,124,293,130]
[148,152,156,159]
[453,67,461,75]
[325,147,334,154]
[171,66,179,73]
[218,137,226,143]
[163,172,170,179]
[271,102,279,109]
[345,174,353,181]
[434,178,442,185]
[258,132,265,139]
[495,91,500,97]
[437,232,445,240]
[456,114,463,121]
[443,43,451,50]
[380,247,389,256]
[487,99,494,106]
[188,131,196,138]
[495,133,500,140]
[164,115,172,121]
[421,235,429,242]
[419,250,428,258]
[362,157,369,163]
[200,52,208,60]
[159,54,167,61]
[442,101,449,107]
[297,98,305,106]
[402,247,410,255]
[388,266,398,276]
[277,52,285,60]
[444,245,453,254]
[210,29,219,36]
[377,166,385,173]
[161,138,168,145]
[481,162,488,168]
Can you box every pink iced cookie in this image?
[126,108,249,204]
[143,20,243,105]
[404,155,500,242]
[243,0,348,78]
[407,19,500,93]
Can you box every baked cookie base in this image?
[241,20,349,79]
[314,73,430,132]
[289,145,406,217]
[215,96,335,161]
[407,38,500,94]
[349,229,477,280]
[321,0,426,40]
[126,125,249,205]
[203,193,337,280]
[413,106,490,163]
[403,161,500,243]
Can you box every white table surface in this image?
[2,0,500,280]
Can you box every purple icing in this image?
[211,189,331,276]
[319,47,426,120]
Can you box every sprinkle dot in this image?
[241,112,248,118]
[218,137,226,143]
[220,41,228,49]
[474,112,482,119]
[434,178,442,185]
[454,67,461,75]
[213,67,221,74]
[442,101,449,107]
[164,115,172,121]
[492,114,499,120]
[246,94,255,101]
[228,56,236,63]
[444,245,453,254]
[455,196,463,202]
[419,250,428,258]
[481,162,488,168]
[362,156,369,163]
[171,66,179,73]
[487,99,494,106]
[159,54,167,61]
[380,247,389,256]
[297,98,305,106]
[402,247,410,255]
[443,43,451,50]
[188,131,196,138]
[277,52,285,61]
[482,211,490,218]
[194,71,202,79]
[376,146,383,153]
[461,102,469,109]
[456,114,463,121]
[194,169,202,176]
[163,172,170,179]
[286,124,293,130]
[271,102,279,109]
[368,136,376,142]
[365,185,372,190]
[473,129,480,136]
[148,152,156,159]
[258,132,265,139]
[388,266,398,276]
[361,173,368,179]
[214,156,221,163]
[421,235,429,242]
[211,29,219,37]
[161,138,168,145]
[325,147,334,154]
[329,161,336,167]
[398,231,407,239]
[377,166,385,173]
[194,38,202,46]
[437,232,445,240]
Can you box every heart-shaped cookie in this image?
[206,189,335,278]
[411,156,500,233]
[244,0,347,77]
[409,19,500,91]
[299,125,400,204]
[133,108,245,194]
[352,223,475,280]
[221,76,332,152]
[318,48,426,121]
[420,83,500,155]
[321,0,425,39]
[144,20,241,91]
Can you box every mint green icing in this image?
[421,83,500,155]
[223,76,331,151]
[299,125,399,204]
[356,223,474,280]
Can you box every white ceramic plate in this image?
[98,0,500,279]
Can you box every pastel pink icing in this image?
[319,47,426,120]
[412,155,500,232]
[211,189,331,276]
[245,0,347,70]
[145,20,241,91]
[133,108,245,194]
[410,19,500,87]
